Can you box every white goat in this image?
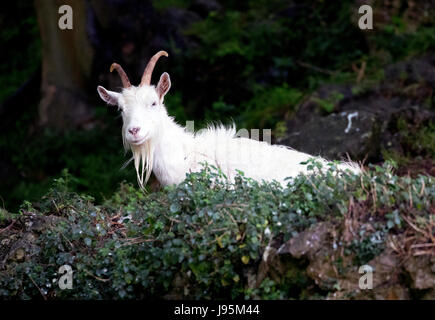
[97,51,360,189]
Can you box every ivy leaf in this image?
[84,238,92,246]
[170,203,181,213]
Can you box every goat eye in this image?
[151,102,157,106]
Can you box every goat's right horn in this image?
[140,51,169,87]
[110,63,131,88]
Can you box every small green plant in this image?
[243,84,303,128]
[311,91,344,113]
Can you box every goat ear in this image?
[156,72,171,102]
[97,86,120,106]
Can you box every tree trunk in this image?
[34,0,94,130]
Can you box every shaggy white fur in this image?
[97,68,360,189]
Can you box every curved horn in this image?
[140,51,169,86]
[110,63,131,88]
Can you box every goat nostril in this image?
[129,127,140,135]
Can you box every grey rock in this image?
[278,55,435,162]
[278,222,332,259]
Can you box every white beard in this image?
[130,140,155,190]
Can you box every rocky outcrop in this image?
[277,55,435,164]
[257,222,435,300]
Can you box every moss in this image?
[310,91,345,114]
[382,119,435,167]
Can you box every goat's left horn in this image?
[140,50,169,86]
[110,63,131,88]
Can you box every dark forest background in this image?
[0,0,434,212]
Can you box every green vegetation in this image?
[0,162,433,299]
[0,2,40,103]
[382,119,435,167]
[311,91,344,114]
[1,1,434,222]
[181,0,369,123]
[0,106,136,211]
